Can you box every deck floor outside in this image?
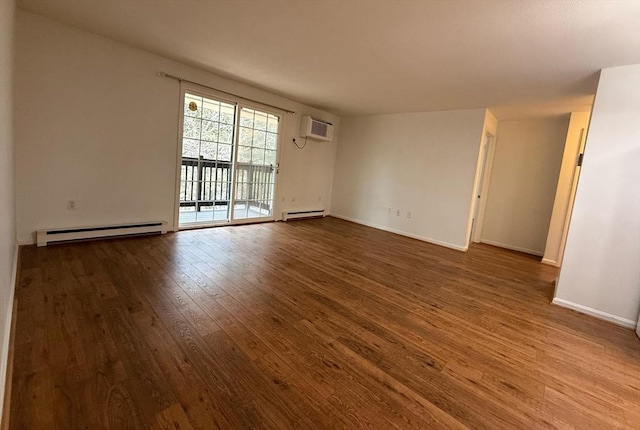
[178,206,268,225]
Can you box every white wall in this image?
[331,109,487,250]
[554,64,640,328]
[542,112,590,266]
[0,0,16,420]
[481,117,569,255]
[14,11,339,244]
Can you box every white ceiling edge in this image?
[15,0,640,120]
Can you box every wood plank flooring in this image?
[8,217,640,429]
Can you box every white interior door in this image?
[556,128,587,265]
[470,133,493,242]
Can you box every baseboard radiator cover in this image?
[282,209,325,221]
[36,221,168,247]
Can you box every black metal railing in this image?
[180,157,275,212]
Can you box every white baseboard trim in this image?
[479,239,543,257]
[552,298,638,329]
[0,244,19,423]
[328,213,467,252]
[541,258,560,267]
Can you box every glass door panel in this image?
[179,93,236,226]
[233,108,279,220]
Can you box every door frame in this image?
[468,131,496,244]
[172,82,284,231]
[555,127,587,265]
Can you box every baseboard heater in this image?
[282,210,325,221]
[36,221,168,247]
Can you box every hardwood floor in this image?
[8,217,640,429]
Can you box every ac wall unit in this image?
[300,116,334,142]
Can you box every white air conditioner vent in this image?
[311,121,328,137]
[300,116,334,142]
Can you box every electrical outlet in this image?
[407,211,412,219]
[318,196,322,202]
[67,200,76,210]
[396,209,401,216]
[388,207,392,214]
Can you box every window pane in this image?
[267,115,279,133]
[180,181,198,201]
[234,202,248,219]
[253,130,266,148]
[184,94,202,119]
[254,111,267,131]
[202,99,220,121]
[220,104,235,124]
[201,120,219,142]
[216,181,231,200]
[219,124,234,144]
[239,127,253,146]
[202,180,212,200]
[240,109,254,127]
[252,148,265,165]
[262,200,273,215]
[182,139,199,158]
[236,182,248,200]
[200,141,216,160]
[180,163,198,182]
[266,132,277,150]
[238,146,251,163]
[183,116,201,139]
[265,150,277,166]
[218,144,232,162]
[179,181,187,200]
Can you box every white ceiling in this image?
[17,0,640,119]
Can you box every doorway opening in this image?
[542,112,591,267]
[469,132,495,243]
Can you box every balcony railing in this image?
[179,157,275,212]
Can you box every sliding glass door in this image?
[234,108,278,220]
[178,93,236,224]
[177,90,280,228]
